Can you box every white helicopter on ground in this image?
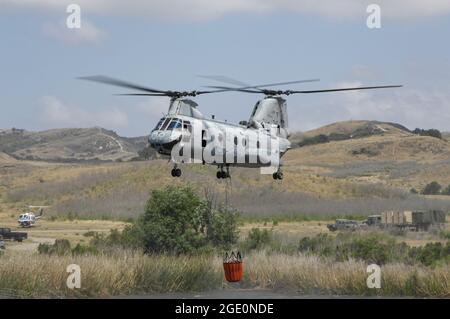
[18,206,48,228]
[79,75,401,180]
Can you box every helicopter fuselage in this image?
[148,98,291,169]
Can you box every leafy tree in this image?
[123,185,239,254]
[421,181,442,195]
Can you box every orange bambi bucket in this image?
[223,252,243,282]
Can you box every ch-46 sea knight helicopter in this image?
[79,75,401,180]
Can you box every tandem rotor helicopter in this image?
[79,75,401,180]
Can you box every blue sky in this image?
[1,1,450,136]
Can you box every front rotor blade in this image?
[199,75,251,87]
[78,75,169,94]
[115,93,169,96]
[290,85,402,94]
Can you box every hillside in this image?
[284,123,450,192]
[289,120,411,146]
[0,152,16,163]
[0,127,150,162]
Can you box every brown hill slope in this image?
[0,152,16,163]
[289,120,411,146]
[0,127,149,162]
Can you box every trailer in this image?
[380,210,445,231]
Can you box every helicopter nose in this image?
[149,131,182,154]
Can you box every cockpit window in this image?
[160,118,172,130]
[167,118,182,130]
[153,118,165,131]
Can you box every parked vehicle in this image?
[363,215,382,227]
[327,219,362,232]
[0,228,27,242]
[381,210,446,231]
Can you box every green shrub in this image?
[298,134,329,147]
[439,230,450,240]
[71,243,98,255]
[242,228,273,250]
[38,239,71,256]
[410,242,450,266]
[441,184,450,195]
[113,185,239,254]
[412,128,442,139]
[421,181,442,195]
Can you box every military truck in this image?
[327,219,364,232]
[364,215,382,227]
[380,210,446,231]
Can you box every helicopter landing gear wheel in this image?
[216,167,229,179]
[272,171,283,180]
[171,166,182,177]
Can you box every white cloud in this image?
[136,98,169,118]
[322,82,450,131]
[39,96,128,128]
[1,0,450,21]
[42,20,105,44]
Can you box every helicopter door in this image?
[182,120,192,142]
[202,130,207,147]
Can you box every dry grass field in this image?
[1,121,449,298]
[0,250,448,298]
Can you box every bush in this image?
[242,228,273,250]
[441,184,450,195]
[71,243,98,256]
[413,128,442,139]
[410,242,450,266]
[298,233,407,265]
[38,239,71,256]
[439,230,450,240]
[421,181,442,195]
[298,134,329,147]
[118,185,239,254]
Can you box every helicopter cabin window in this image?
[183,121,192,133]
[167,118,182,130]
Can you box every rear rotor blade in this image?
[201,75,320,91]
[242,79,320,90]
[204,85,264,93]
[290,85,402,94]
